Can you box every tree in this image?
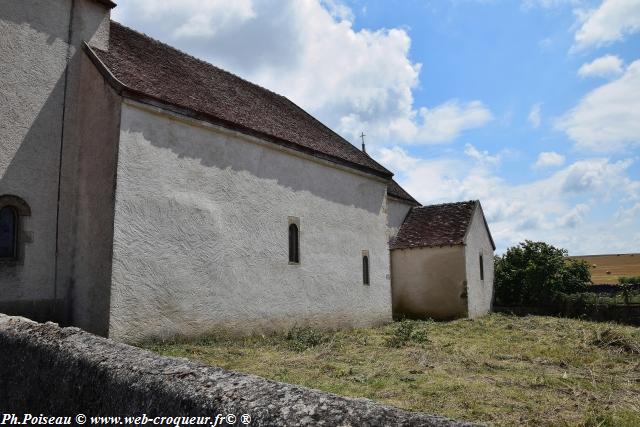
[494,240,591,305]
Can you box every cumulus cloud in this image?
[573,0,640,50]
[556,59,640,152]
[113,0,491,147]
[534,151,566,168]
[464,143,502,166]
[528,103,542,128]
[376,146,419,173]
[578,54,624,78]
[386,147,639,253]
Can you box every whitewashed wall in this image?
[387,198,413,240]
[391,245,468,319]
[0,0,110,321]
[464,205,494,318]
[109,102,393,342]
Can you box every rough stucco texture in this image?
[109,102,393,342]
[0,0,72,312]
[391,246,468,320]
[0,314,479,426]
[0,0,110,322]
[464,207,494,318]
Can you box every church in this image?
[0,0,495,343]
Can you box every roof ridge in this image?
[416,200,477,208]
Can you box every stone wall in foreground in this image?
[0,315,477,426]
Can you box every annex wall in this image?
[0,314,473,427]
[391,245,468,319]
[0,0,109,322]
[464,206,494,318]
[54,50,121,336]
[109,101,393,342]
[387,198,413,240]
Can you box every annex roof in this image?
[390,200,495,250]
[90,22,392,179]
[387,179,420,205]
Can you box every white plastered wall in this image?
[0,0,110,321]
[387,198,413,240]
[109,101,393,342]
[464,204,495,318]
[390,245,467,319]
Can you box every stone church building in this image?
[0,0,494,342]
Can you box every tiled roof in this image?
[94,0,116,8]
[387,179,420,205]
[92,22,392,178]
[390,201,478,249]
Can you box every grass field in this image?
[143,314,640,426]
[568,254,640,285]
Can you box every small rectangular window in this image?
[288,217,300,264]
[479,253,484,281]
[362,250,370,285]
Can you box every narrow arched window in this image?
[362,255,370,285]
[288,223,299,263]
[0,206,17,259]
[479,253,484,281]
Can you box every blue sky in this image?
[113,0,640,254]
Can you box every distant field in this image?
[568,254,640,285]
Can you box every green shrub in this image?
[618,276,640,285]
[286,326,330,351]
[494,240,591,305]
[618,276,640,305]
[385,320,429,348]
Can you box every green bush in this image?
[385,320,429,348]
[494,240,591,305]
[617,276,640,304]
[618,276,640,285]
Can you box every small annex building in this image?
[390,201,495,319]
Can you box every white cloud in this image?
[112,0,491,148]
[615,202,640,224]
[415,101,493,143]
[464,143,501,166]
[578,54,624,78]
[376,146,419,173]
[528,103,542,128]
[556,59,640,152]
[387,147,639,253]
[534,151,566,168]
[573,0,640,50]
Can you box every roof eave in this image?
[83,43,393,181]
[387,193,421,206]
[390,242,465,251]
[94,0,117,9]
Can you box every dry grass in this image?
[568,254,640,285]
[142,314,640,426]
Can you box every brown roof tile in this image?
[390,201,478,249]
[387,179,420,205]
[93,22,392,178]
